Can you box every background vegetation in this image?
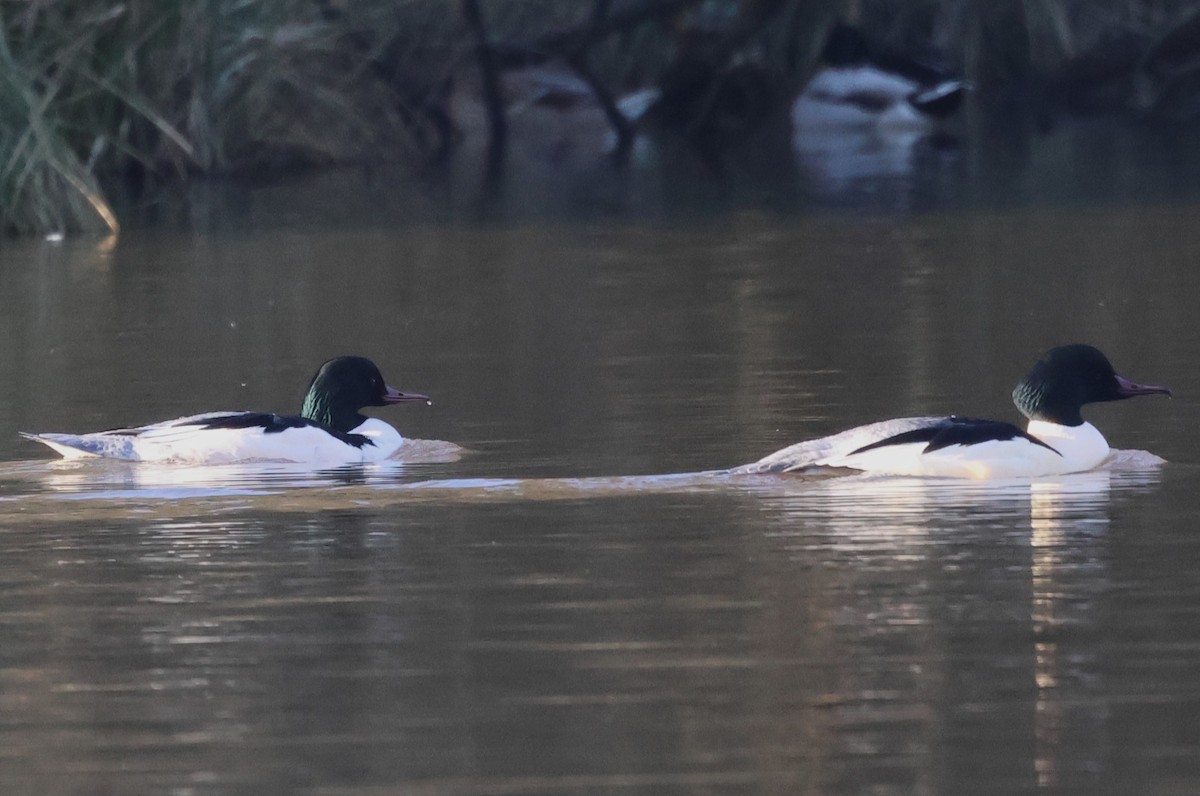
[2,0,1199,236]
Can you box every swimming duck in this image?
[21,356,430,465]
[735,345,1170,479]
[791,24,968,131]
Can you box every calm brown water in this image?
[3,122,1200,794]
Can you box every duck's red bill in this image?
[1115,374,1171,398]
[384,386,432,404]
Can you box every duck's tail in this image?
[19,431,119,459]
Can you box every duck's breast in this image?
[1025,420,1110,474]
[348,418,405,462]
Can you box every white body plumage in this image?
[22,414,405,465]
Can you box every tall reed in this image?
[0,0,428,236]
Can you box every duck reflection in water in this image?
[791,24,968,195]
[749,464,1160,792]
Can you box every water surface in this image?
[3,121,1200,794]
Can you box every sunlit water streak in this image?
[0,447,1168,522]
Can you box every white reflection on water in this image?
[1026,471,1132,792]
[0,443,1171,791]
[728,451,1162,534]
[744,461,1163,792]
[0,437,465,500]
[0,448,1166,520]
[793,128,926,193]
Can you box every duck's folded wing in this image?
[21,412,259,460]
[732,417,946,474]
[812,417,1063,477]
[115,412,337,462]
[844,417,1057,456]
[99,412,264,439]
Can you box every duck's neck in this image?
[301,392,365,433]
[1012,381,1084,427]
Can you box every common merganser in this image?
[21,356,430,465]
[735,345,1170,479]
[791,24,968,131]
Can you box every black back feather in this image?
[849,417,1060,457]
[197,412,372,448]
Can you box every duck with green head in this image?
[21,356,430,465]
[735,344,1171,479]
